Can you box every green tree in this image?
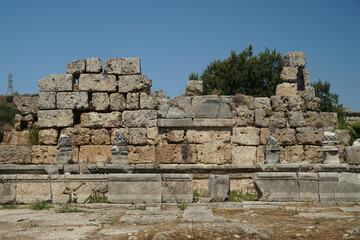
[191,45,283,97]
[189,72,199,80]
[0,105,20,127]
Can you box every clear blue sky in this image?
[1,0,359,110]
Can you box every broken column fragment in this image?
[319,131,340,164]
[264,136,280,164]
[55,134,74,164]
[111,131,129,165]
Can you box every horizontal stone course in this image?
[38,74,74,92]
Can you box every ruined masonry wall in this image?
[0,53,350,165]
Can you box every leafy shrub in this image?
[193,190,206,198]
[30,199,51,211]
[177,201,187,211]
[0,104,20,126]
[56,204,86,213]
[349,122,360,145]
[0,204,17,210]
[89,191,108,203]
[6,96,13,103]
[29,123,39,144]
[229,190,258,202]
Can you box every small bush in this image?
[30,199,51,211]
[229,190,258,202]
[6,96,13,103]
[89,191,108,203]
[56,204,86,213]
[29,123,39,145]
[193,190,206,198]
[177,201,187,211]
[134,204,146,211]
[0,204,17,210]
[0,105,20,127]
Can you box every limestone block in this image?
[253,172,299,201]
[108,174,161,203]
[61,126,92,145]
[16,175,51,204]
[296,127,326,145]
[232,94,255,110]
[79,74,117,92]
[162,174,193,203]
[187,130,230,144]
[232,127,260,146]
[109,93,126,111]
[298,173,319,202]
[209,175,230,201]
[122,57,141,75]
[335,130,351,145]
[304,145,323,164]
[232,145,257,165]
[269,128,296,146]
[344,146,360,164]
[86,57,102,73]
[38,110,73,128]
[271,95,303,111]
[276,82,297,96]
[256,145,265,164]
[126,92,139,110]
[259,128,270,145]
[171,96,194,117]
[183,80,203,96]
[156,144,185,164]
[157,118,192,127]
[288,111,306,128]
[254,97,271,110]
[167,130,185,143]
[140,92,157,110]
[104,58,123,74]
[38,92,56,110]
[31,145,57,164]
[122,110,157,127]
[66,59,86,77]
[192,119,232,127]
[196,143,231,164]
[129,145,156,164]
[195,99,231,118]
[5,129,31,146]
[128,128,147,145]
[13,96,39,115]
[254,109,269,128]
[282,145,305,163]
[232,108,254,126]
[91,92,109,111]
[57,92,89,110]
[0,175,16,204]
[303,95,321,111]
[118,75,152,93]
[335,173,360,202]
[79,145,111,164]
[165,107,186,118]
[0,146,32,164]
[303,70,309,86]
[80,112,122,128]
[38,74,74,92]
[269,113,287,129]
[319,172,338,201]
[280,67,299,83]
[39,129,58,145]
[282,51,306,68]
[91,129,111,145]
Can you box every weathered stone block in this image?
[195,99,231,118]
[126,92,140,110]
[129,145,156,164]
[0,175,16,204]
[91,92,109,111]
[183,80,203,96]
[283,145,305,163]
[288,111,306,128]
[61,126,92,145]
[319,172,338,201]
[162,174,193,203]
[79,74,117,92]
[108,174,161,203]
[166,130,185,143]
[66,59,86,77]
[254,97,271,110]
[79,145,111,164]
[38,74,74,92]
[5,129,31,146]
[304,145,323,164]
[253,172,299,201]
[296,127,325,145]
[80,112,122,128]
[303,70,309,86]
[232,145,256,165]
[209,175,230,201]
[13,96,39,115]
[269,128,296,146]
[254,109,269,128]
[264,136,280,164]
[31,145,58,164]
[0,146,32,164]
[335,129,351,145]
[128,128,147,145]
[165,107,186,118]
[104,58,123,74]
[39,129,58,145]
[232,127,260,146]
[91,129,111,145]
[187,130,230,144]
[280,67,299,83]
[156,144,185,164]
[344,146,360,164]
[55,151,73,164]
[140,92,157,110]
[303,95,321,111]
[118,75,152,93]
[276,82,297,96]
[16,175,51,204]
[109,93,126,111]
[298,173,319,202]
[271,95,303,111]
[232,108,254,126]
[335,173,360,202]
[122,57,141,75]
[86,57,102,73]
[57,92,89,110]
[282,51,306,68]
[146,127,158,145]
[122,110,157,127]
[192,118,232,127]
[38,92,56,110]
[269,113,287,129]
[38,110,73,128]
[195,143,231,164]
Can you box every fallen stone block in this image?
[298,173,319,202]
[162,174,193,203]
[38,74,74,92]
[319,172,339,202]
[209,175,230,202]
[108,174,161,203]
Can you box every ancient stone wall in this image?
[0,52,351,165]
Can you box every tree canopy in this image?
[190,45,283,97]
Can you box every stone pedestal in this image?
[162,174,193,203]
[319,131,340,164]
[264,136,280,164]
[208,175,230,202]
[55,134,73,164]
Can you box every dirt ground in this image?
[0,202,359,240]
